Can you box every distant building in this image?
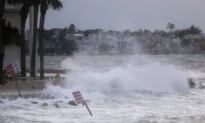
[3,2,22,69]
[3,2,37,75]
[74,33,84,40]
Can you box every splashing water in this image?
[2,55,205,123]
[44,55,191,100]
[2,31,202,122]
[77,32,141,55]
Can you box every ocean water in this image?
[1,54,205,123]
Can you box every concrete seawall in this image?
[0,80,46,91]
[0,80,61,99]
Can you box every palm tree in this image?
[20,5,29,77]
[7,0,41,77]
[0,20,21,85]
[30,4,39,77]
[39,0,63,79]
[0,0,6,84]
[68,24,75,34]
[167,22,175,32]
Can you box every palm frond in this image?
[2,19,21,47]
[49,0,63,10]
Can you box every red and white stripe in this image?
[6,64,14,77]
[72,91,85,104]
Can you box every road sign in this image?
[6,64,14,77]
[72,91,85,104]
[5,62,21,97]
[72,91,93,116]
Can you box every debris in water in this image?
[54,103,60,108]
[199,83,205,89]
[0,100,3,104]
[68,100,77,106]
[55,101,63,103]
[31,101,38,104]
[42,103,48,107]
[188,78,195,88]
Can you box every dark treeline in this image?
[28,23,205,55]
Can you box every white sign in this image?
[12,60,21,74]
[72,91,93,116]
[72,91,85,104]
[6,64,14,77]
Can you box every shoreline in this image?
[26,68,70,74]
[0,80,47,91]
[0,79,62,99]
[0,90,43,100]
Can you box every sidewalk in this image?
[0,80,47,99]
[0,80,46,91]
[0,90,43,99]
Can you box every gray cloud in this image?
[35,0,205,31]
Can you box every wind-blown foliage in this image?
[0,0,5,85]
[39,0,63,79]
[2,20,21,47]
[40,0,63,12]
[36,22,205,55]
[167,22,175,32]
[0,20,21,85]
[7,0,41,77]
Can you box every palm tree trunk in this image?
[39,12,45,79]
[30,5,39,78]
[0,0,5,85]
[20,5,29,77]
[0,53,4,85]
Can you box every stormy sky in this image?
[38,0,205,31]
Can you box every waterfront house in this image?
[3,1,22,69]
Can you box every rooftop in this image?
[4,1,22,13]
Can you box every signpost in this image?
[72,91,93,116]
[6,61,21,97]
